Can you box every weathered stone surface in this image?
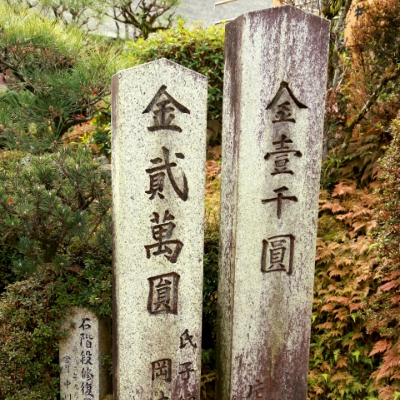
[111,58,207,400]
[59,307,111,400]
[216,6,330,400]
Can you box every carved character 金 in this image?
[145,210,183,263]
[143,85,190,132]
[267,81,307,124]
[151,359,172,382]
[180,329,197,349]
[145,147,188,201]
[178,362,195,380]
[78,318,91,330]
[245,380,265,399]
[261,186,298,219]
[148,272,180,314]
[261,234,295,274]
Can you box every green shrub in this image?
[0,2,124,145]
[124,20,225,120]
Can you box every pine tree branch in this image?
[0,58,36,93]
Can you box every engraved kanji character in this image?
[261,235,295,274]
[81,381,94,397]
[267,81,307,124]
[64,395,72,400]
[64,379,71,388]
[79,318,91,330]
[273,101,296,123]
[264,149,302,176]
[179,362,194,380]
[148,272,180,314]
[261,186,298,219]
[245,380,265,399]
[62,364,70,374]
[355,4,363,19]
[63,355,71,364]
[180,329,197,349]
[158,391,169,400]
[81,350,93,365]
[143,85,190,132]
[80,333,93,348]
[152,359,172,382]
[145,146,188,201]
[82,367,94,380]
[145,210,183,263]
[273,134,292,150]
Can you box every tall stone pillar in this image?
[111,58,207,400]
[216,6,330,400]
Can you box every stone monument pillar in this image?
[111,59,207,400]
[59,308,111,400]
[216,6,330,400]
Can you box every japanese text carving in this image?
[261,186,298,219]
[245,380,265,399]
[179,362,195,380]
[261,235,295,274]
[151,359,172,382]
[143,85,190,132]
[148,272,180,314]
[145,147,188,201]
[145,210,183,263]
[180,329,197,349]
[267,81,307,123]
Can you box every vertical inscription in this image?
[112,59,206,400]
[260,81,308,273]
[60,313,97,400]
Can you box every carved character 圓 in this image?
[261,234,295,274]
[151,359,172,382]
[143,85,190,132]
[145,210,183,263]
[145,147,188,201]
[148,272,180,314]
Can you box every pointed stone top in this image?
[112,58,207,82]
